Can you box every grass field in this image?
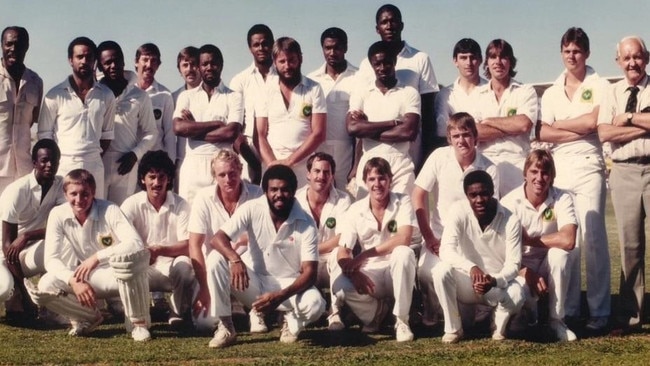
[2,193,650,365]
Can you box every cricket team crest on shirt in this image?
[325,217,336,229]
[98,233,114,247]
[301,103,313,118]
[581,89,593,103]
[542,207,555,222]
[154,108,162,120]
[387,220,398,233]
[507,108,517,117]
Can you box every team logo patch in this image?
[154,108,162,120]
[98,233,114,247]
[325,217,336,229]
[301,103,312,118]
[387,220,397,233]
[507,108,517,117]
[542,207,555,221]
[581,89,593,103]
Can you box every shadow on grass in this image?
[305,327,380,348]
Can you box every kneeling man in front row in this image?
[433,170,524,343]
[208,165,326,348]
[26,169,152,341]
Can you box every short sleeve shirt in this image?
[295,184,352,242]
[121,191,190,247]
[229,63,277,138]
[434,77,487,137]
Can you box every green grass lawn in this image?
[2,192,650,365]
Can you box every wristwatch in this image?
[627,112,634,124]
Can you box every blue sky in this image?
[5,0,650,91]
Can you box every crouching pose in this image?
[330,157,417,342]
[433,170,525,343]
[26,169,151,341]
[207,165,325,348]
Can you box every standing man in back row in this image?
[308,27,358,188]
[358,4,439,170]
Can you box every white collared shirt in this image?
[44,199,144,283]
[37,77,116,157]
[138,80,176,161]
[440,200,521,288]
[173,82,243,156]
[307,61,358,142]
[230,62,277,138]
[501,184,577,259]
[255,75,327,159]
[475,79,538,160]
[348,81,420,156]
[221,195,319,279]
[337,192,416,264]
[434,77,488,137]
[415,146,499,237]
[0,63,43,177]
[295,184,352,242]
[541,66,607,156]
[188,182,262,255]
[0,172,65,234]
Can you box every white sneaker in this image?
[327,313,345,331]
[68,314,103,337]
[279,318,299,343]
[395,318,414,342]
[550,320,577,342]
[131,326,151,342]
[441,329,463,344]
[209,322,237,348]
[249,310,268,333]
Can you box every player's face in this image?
[266,178,294,217]
[448,127,476,158]
[524,163,552,197]
[487,49,511,82]
[69,45,95,79]
[274,50,301,83]
[562,42,588,73]
[199,52,222,87]
[2,29,28,70]
[136,53,161,83]
[617,39,648,85]
[307,159,333,193]
[33,148,59,182]
[99,49,124,81]
[454,52,481,80]
[375,10,403,43]
[249,33,273,65]
[213,160,242,196]
[322,37,346,68]
[466,182,492,220]
[364,168,391,202]
[369,52,396,85]
[178,57,199,87]
[142,169,169,201]
[65,182,94,217]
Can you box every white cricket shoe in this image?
[131,326,151,342]
[395,318,414,342]
[550,320,577,342]
[209,321,237,348]
[249,310,268,333]
[68,315,103,337]
[327,313,345,331]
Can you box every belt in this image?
[613,156,650,164]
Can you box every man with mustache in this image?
[120,150,194,329]
[307,27,358,189]
[38,37,116,199]
[174,44,243,205]
[255,37,327,188]
[208,165,325,347]
[0,26,42,196]
[135,43,176,162]
[598,35,650,333]
[97,41,157,205]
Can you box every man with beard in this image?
[230,24,275,183]
[38,37,116,199]
[307,27,358,188]
[0,139,65,321]
[97,41,157,205]
[135,43,176,162]
[174,44,243,205]
[347,41,420,197]
[207,164,325,347]
[0,26,43,195]
[433,170,524,343]
[255,37,327,188]
[358,4,438,169]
